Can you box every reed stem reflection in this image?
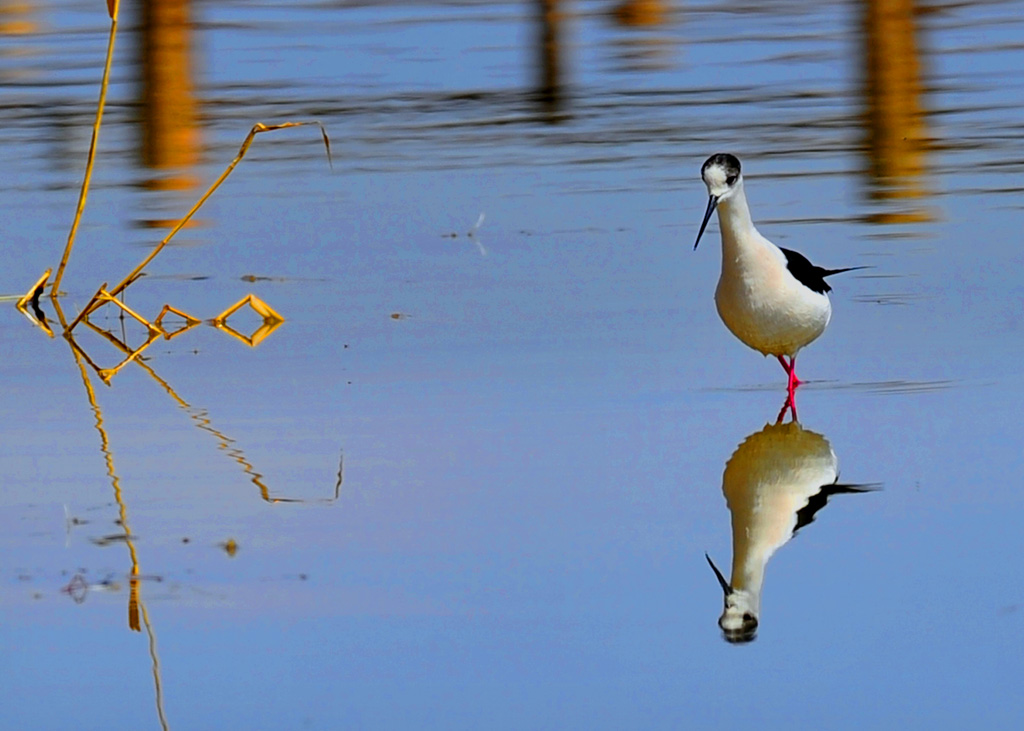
[26,294,340,503]
[49,296,171,730]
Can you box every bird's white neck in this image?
[729,544,768,615]
[715,182,760,258]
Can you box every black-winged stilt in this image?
[693,153,864,408]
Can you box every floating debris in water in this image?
[61,573,122,604]
[63,504,88,533]
[441,213,487,255]
[90,533,132,547]
[62,574,88,603]
[221,538,239,557]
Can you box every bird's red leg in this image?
[775,355,804,411]
[777,355,803,397]
[776,393,798,424]
[789,356,803,390]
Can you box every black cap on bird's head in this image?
[694,153,743,251]
[701,153,741,182]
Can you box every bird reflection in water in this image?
[706,403,877,643]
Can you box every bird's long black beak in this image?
[693,195,718,251]
[705,553,732,596]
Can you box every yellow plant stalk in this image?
[107,121,331,299]
[66,121,330,329]
[51,0,121,295]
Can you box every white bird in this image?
[693,153,864,404]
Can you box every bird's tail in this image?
[822,265,871,279]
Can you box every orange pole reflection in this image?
[140,0,199,194]
[862,0,931,222]
[0,1,38,36]
[608,0,674,74]
[611,0,668,27]
[139,0,201,237]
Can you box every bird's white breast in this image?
[714,231,831,357]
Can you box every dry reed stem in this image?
[16,268,51,310]
[213,293,284,325]
[64,283,108,334]
[154,304,201,339]
[93,289,162,337]
[106,121,332,300]
[51,0,121,295]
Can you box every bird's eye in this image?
[726,175,738,186]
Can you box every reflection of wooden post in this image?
[141,0,198,184]
[0,2,38,35]
[611,0,667,27]
[608,0,673,74]
[863,0,926,204]
[536,0,564,117]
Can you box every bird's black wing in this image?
[792,482,880,536]
[780,247,868,295]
